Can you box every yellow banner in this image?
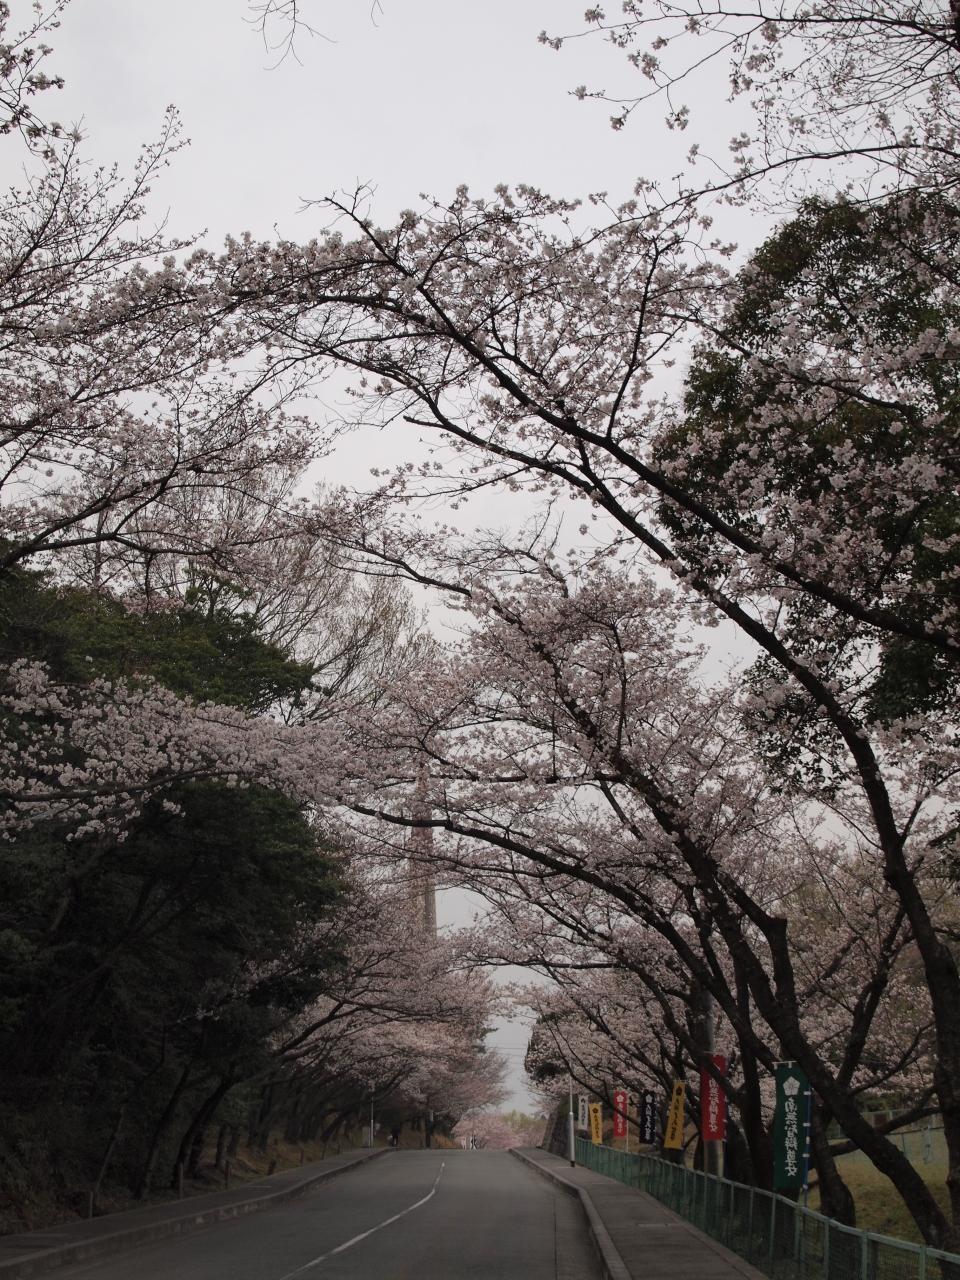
[663,1080,686,1150]
[588,1102,603,1145]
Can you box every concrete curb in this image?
[510,1148,769,1280]
[0,1148,391,1279]
[509,1147,632,1280]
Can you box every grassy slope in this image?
[808,1128,948,1245]
[4,1121,455,1236]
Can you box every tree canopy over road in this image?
[0,0,957,1250]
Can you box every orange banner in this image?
[663,1080,686,1150]
[588,1102,603,1145]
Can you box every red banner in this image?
[700,1055,727,1141]
[613,1088,628,1138]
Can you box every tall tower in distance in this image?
[407,769,437,940]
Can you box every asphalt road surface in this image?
[52,1150,602,1279]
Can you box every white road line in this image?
[274,1161,446,1279]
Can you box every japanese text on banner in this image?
[700,1055,726,1141]
[613,1088,628,1139]
[663,1081,685,1151]
[773,1063,811,1190]
[588,1102,603,1145]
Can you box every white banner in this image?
[578,1094,589,1131]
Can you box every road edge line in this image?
[508,1148,632,1280]
[0,1148,392,1280]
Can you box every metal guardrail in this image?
[574,1138,960,1280]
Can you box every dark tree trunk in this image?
[92,1104,126,1205]
[173,1078,234,1183]
[284,1090,303,1143]
[810,1106,856,1227]
[732,958,773,1190]
[251,1082,276,1153]
[214,1124,229,1172]
[136,1061,193,1200]
[723,1122,755,1185]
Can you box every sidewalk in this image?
[0,1147,389,1279]
[512,1147,768,1280]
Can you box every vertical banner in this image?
[588,1102,603,1145]
[700,1055,727,1141]
[773,1063,811,1190]
[639,1089,657,1145]
[613,1088,628,1139]
[578,1094,589,1132]
[663,1080,686,1150]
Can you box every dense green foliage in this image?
[0,563,316,712]
[658,196,960,745]
[0,568,348,1228]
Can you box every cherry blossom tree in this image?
[244,0,960,202]
[319,546,955,1238]
[541,1,960,204]
[453,1110,530,1150]
[0,1,66,143]
[255,873,506,1154]
[93,486,430,724]
[1,0,956,1244]
[0,4,318,590]
[507,860,935,1204]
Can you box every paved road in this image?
[52,1151,601,1279]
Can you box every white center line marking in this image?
[274,1161,446,1279]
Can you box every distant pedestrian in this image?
[390,1125,401,1148]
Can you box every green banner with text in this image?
[773,1063,810,1190]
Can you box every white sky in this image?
[45,1,750,241]
[29,0,761,1112]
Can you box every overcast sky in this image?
[44,1,751,238]
[29,0,759,1111]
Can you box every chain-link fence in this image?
[573,1139,960,1280]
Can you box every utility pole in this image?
[702,993,724,1177]
[408,768,437,941]
[407,771,437,1153]
[567,1075,576,1167]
